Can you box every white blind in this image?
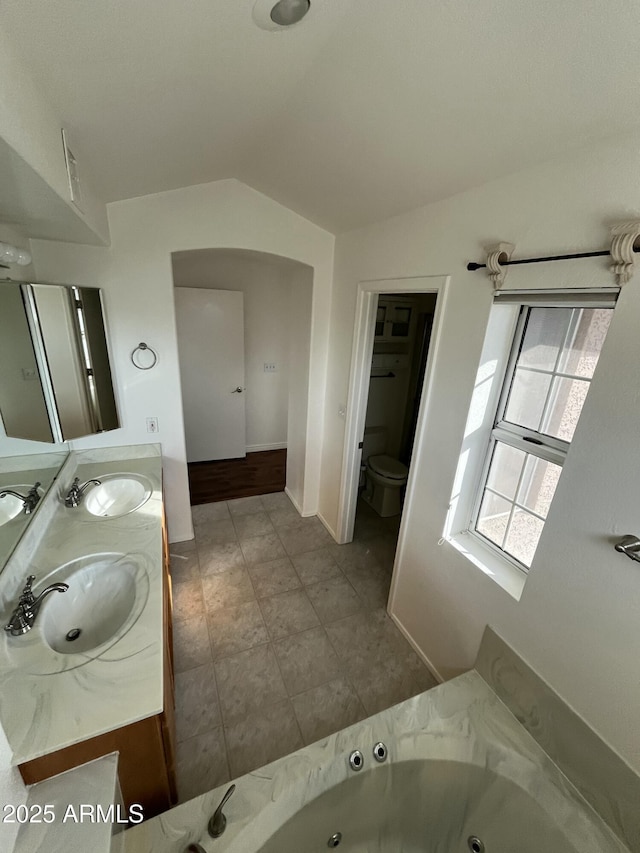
[493,288,619,308]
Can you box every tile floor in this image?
[169,492,438,802]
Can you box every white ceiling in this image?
[2,0,640,233]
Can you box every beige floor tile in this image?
[324,609,409,677]
[259,589,320,639]
[169,539,197,555]
[207,600,269,660]
[198,541,245,576]
[349,652,438,716]
[305,575,362,623]
[215,644,288,725]
[173,613,212,673]
[225,700,303,778]
[343,562,391,609]
[328,540,381,573]
[240,532,286,565]
[260,492,293,512]
[169,549,200,585]
[227,496,266,517]
[247,557,301,598]
[201,565,255,613]
[175,663,222,742]
[277,518,334,556]
[172,578,205,622]
[292,678,366,744]
[232,511,275,542]
[267,505,303,528]
[291,549,343,586]
[273,627,342,695]
[194,518,238,547]
[191,501,230,524]
[176,727,229,803]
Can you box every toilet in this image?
[361,427,409,517]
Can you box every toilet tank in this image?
[362,426,387,460]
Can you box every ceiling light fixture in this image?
[270,0,310,26]
[0,242,31,268]
[253,0,312,31]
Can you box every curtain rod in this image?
[466,248,622,272]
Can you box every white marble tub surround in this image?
[476,626,640,852]
[0,445,165,765]
[123,670,628,853]
[12,752,121,853]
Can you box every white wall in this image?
[286,266,314,512]
[31,179,335,541]
[0,25,108,244]
[172,249,307,453]
[320,133,640,773]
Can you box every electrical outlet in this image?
[264,362,277,373]
[146,417,159,433]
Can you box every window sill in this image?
[447,532,527,601]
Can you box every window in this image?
[471,304,613,571]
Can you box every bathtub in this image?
[124,671,629,853]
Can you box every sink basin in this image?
[84,474,152,518]
[41,557,140,654]
[0,484,40,526]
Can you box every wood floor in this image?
[188,449,287,505]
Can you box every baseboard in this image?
[284,486,316,517]
[246,443,288,453]
[388,611,444,684]
[316,509,339,542]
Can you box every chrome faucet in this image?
[0,482,41,515]
[208,784,235,838]
[4,575,69,636]
[64,477,101,508]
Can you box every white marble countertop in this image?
[12,753,122,853]
[0,445,164,765]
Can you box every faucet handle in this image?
[21,575,36,596]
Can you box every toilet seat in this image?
[368,455,408,480]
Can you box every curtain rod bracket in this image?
[485,242,515,289]
[610,221,640,285]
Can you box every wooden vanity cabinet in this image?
[18,527,177,820]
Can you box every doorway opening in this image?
[337,276,448,597]
[171,248,313,509]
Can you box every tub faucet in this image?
[208,784,235,838]
[4,575,69,636]
[0,482,41,515]
[64,477,101,508]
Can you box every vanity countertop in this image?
[0,445,165,766]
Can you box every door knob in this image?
[231,386,244,394]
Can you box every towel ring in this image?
[131,342,158,370]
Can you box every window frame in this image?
[468,302,608,573]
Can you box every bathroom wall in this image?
[30,179,335,541]
[320,132,640,774]
[0,27,108,245]
[172,249,306,454]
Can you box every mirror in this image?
[0,281,120,443]
[0,450,68,573]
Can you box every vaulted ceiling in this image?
[2,0,640,233]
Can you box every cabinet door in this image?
[374,302,389,340]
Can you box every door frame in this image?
[336,275,450,545]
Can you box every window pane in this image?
[504,368,551,431]
[519,307,571,371]
[504,508,545,567]
[516,455,561,519]
[558,308,613,379]
[541,376,590,441]
[476,492,511,548]
[486,442,525,500]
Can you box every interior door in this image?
[175,288,246,462]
